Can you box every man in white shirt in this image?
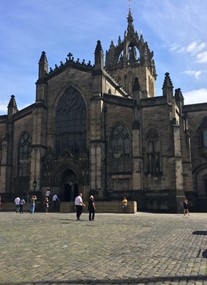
[45,188,50,198]
[74,193,85,220]
[14,197,20,213]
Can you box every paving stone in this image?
[1,212,207,284]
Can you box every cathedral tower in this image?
[105,8,156,98]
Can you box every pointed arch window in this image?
[18,132,32,176]
[145,128,161,175]
[200,118,207,148]
[110,124,131,173]
[128,44,140,64]
[55,86,87,156]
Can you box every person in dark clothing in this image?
[183,198,190,216]
[19,198,25,213]
[45,196,49,213]
[88,195,96,221]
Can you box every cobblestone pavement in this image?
[1,211,207,285]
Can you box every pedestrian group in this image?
[14,191,60,214]
[14,190,130,221]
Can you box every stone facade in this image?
[0,9,207,212]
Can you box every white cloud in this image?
[170,45,185,53]
[183,88,207,105]
[186,42,197,53]
[171,41,206,56]
[170,44,181,52]
[0,101,8,114]
[184,70,203,79]
[186,41,206,55]
[178,47,186,53]
[196,51,207,63]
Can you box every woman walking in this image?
[88,195,96,221]
[183,198,190,216]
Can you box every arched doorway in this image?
[193,163,207,211]
[61,169,79,202]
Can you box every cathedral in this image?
[0,8,207,212]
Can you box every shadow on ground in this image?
[202,249,207,258]
[3,275,207,284]
[192,230,207,235]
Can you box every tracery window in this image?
[145,128,160,175]
[128,45,137,63]
[110,124,131,173]
[55,86,87,156]
[18,132,32,176]
[198,116,207,149]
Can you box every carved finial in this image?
[8,95,18,116]
[67,52,73,60]
[94,40,104,69]
[162,72,174,100]
[38,51,48,78]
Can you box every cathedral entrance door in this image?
[63,183,79,201]
[61,170,78,202]
[64,183,72,201]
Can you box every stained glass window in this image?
[55,86,87,156]
[145,128,160,175]
[110,124,131,172]
[18,132,32,176]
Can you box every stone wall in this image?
[60,200,137,213]
[0,201,137,213]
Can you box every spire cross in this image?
[129,0,132,8]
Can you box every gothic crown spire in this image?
[127,7,135,34]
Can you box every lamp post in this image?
[33,180,37,193]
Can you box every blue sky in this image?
[0,0,207,115]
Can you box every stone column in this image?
[89,94,105,198]
[132,121,143,190]
[90,142,104,196]
[0,140,7,193]
[30,103,47,193]
[172,124,185,212]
